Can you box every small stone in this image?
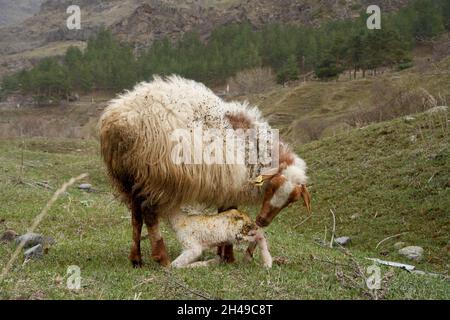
[24,244,44,260]
[334,236,351,246]
[78,183,92,192]
[350,213,360,220]
[426,106,448,114]
[404,116,415,122]
[54,275,64,285]
[411,270,426,276]
[1,230,18,243]
[15,233,55,248]
[409,135,417,143]
[273,256,289,265]
[394,241,406,250]
[399,246,424,261]
[15,233,44,249]
[29,290,45,300]
[411,270,441,277]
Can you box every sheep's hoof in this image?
[153,255,170,267]
[243,253,253,264]
[151,239,170,267]
[131,259,143,268]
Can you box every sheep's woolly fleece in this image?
[99,75,307,211]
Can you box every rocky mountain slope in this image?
[0,0,410,78]
[0,0,43,28]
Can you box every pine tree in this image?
[277,55,299,84]
[412,0,445,40]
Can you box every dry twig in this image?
[0,173,88,282]
[375,232,409,249]
[330,209,336,248]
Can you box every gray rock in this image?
[426,106,448,114]
[78,183,92,192]
[15,233,44,248]
[350,213,360,220]
[24,244,44,260]
[334,236,351,246]
[15,233,55,248]
[399,246,424,261]
[394,241,406,250]
[411,270,441,278]
[0,229,18,243]
[404,116,415,122]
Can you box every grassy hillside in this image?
[2,55,449,142]
[237,57,450,145]
[0,108,448,299]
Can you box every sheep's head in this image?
[253,159,311,227]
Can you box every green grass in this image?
[0,110,449,300]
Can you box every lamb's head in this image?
[254,157,311,227]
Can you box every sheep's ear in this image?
[300,185,312,214]
[251,168,279,186]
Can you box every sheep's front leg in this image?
[171,246,203,268]
[143,208,170,267]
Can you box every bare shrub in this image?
[345,78,443,128]
[432,33,450,65]
[228,67,276,95]
[321,122,352,138]
[292,118,332,143]
[2,115,87,139]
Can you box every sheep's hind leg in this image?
[171,247,203,268]
[129,199,143,268]
[142,207,170,267]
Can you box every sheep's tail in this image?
[98,113,140,207]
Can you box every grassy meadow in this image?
[0,109,448,299]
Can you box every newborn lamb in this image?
[167,209,272,268]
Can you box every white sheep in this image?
[99,75,310,267]
[168,209,272,268]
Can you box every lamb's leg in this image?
[255,232,272,268]
[243,242,257,263]
[129,199,143,268]
[243,229,272,268]
[187,257,221,268]
[216,206,237,263]
[142,206,170,267]
[217,244,235,263]
[171,246,203,268]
